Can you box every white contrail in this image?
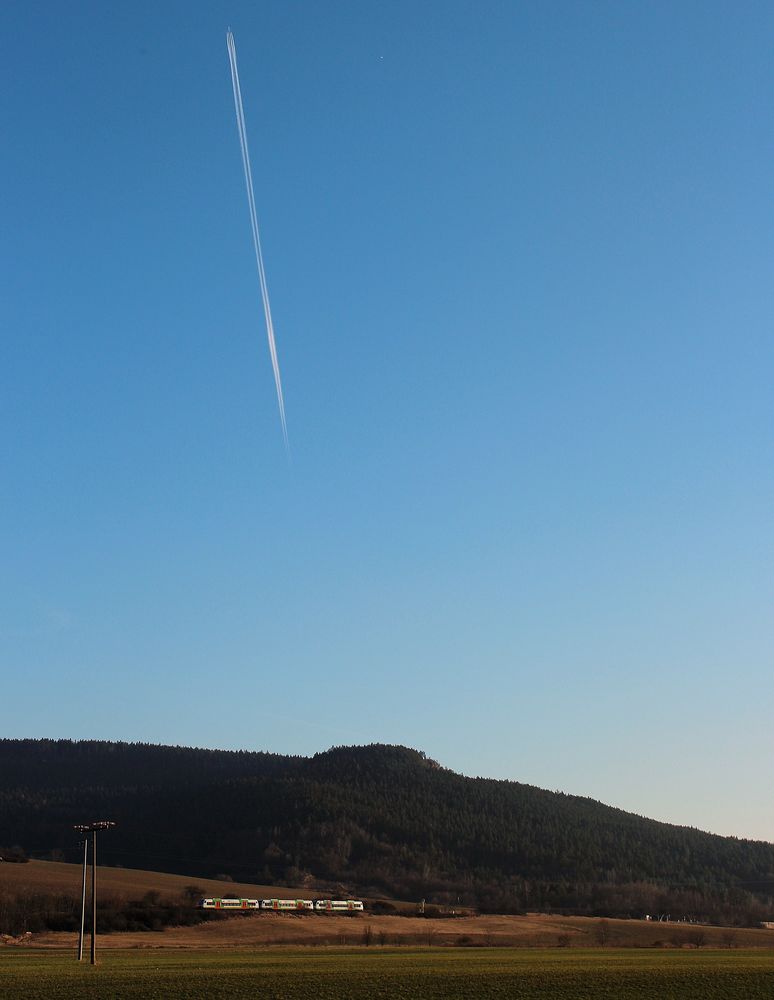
[226,28,289,454]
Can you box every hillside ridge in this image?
[2,739,773,921]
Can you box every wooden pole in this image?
[77,838,87,961]
[90,829,97,964]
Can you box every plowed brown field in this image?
[0,859,303,903]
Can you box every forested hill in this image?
[2,739,773,918]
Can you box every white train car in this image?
[314,899,364,912]
[197,896,364,913]
[198,897,260,910]
[261,898,314,911]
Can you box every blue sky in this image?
[2,1,773,841]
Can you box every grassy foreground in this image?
[2,947,774,999]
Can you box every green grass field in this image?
[2,948,774,999]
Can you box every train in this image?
[197,897,364,912]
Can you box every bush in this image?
[0,846,29,864]
[370,899,396,914]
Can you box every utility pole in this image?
[76,836,88,961]
[91,828,97,964]
[73,821,116,965]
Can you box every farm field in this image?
[2,948,774,999]
[18,910,774,951]
[0,859,311,904]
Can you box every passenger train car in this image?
[314,899,364,912]
[262,898,314,911]
[198,897,260,910]
[198,897,364,912]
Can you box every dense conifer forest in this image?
[2,739,773,923]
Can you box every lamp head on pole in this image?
[73,821,117,833]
